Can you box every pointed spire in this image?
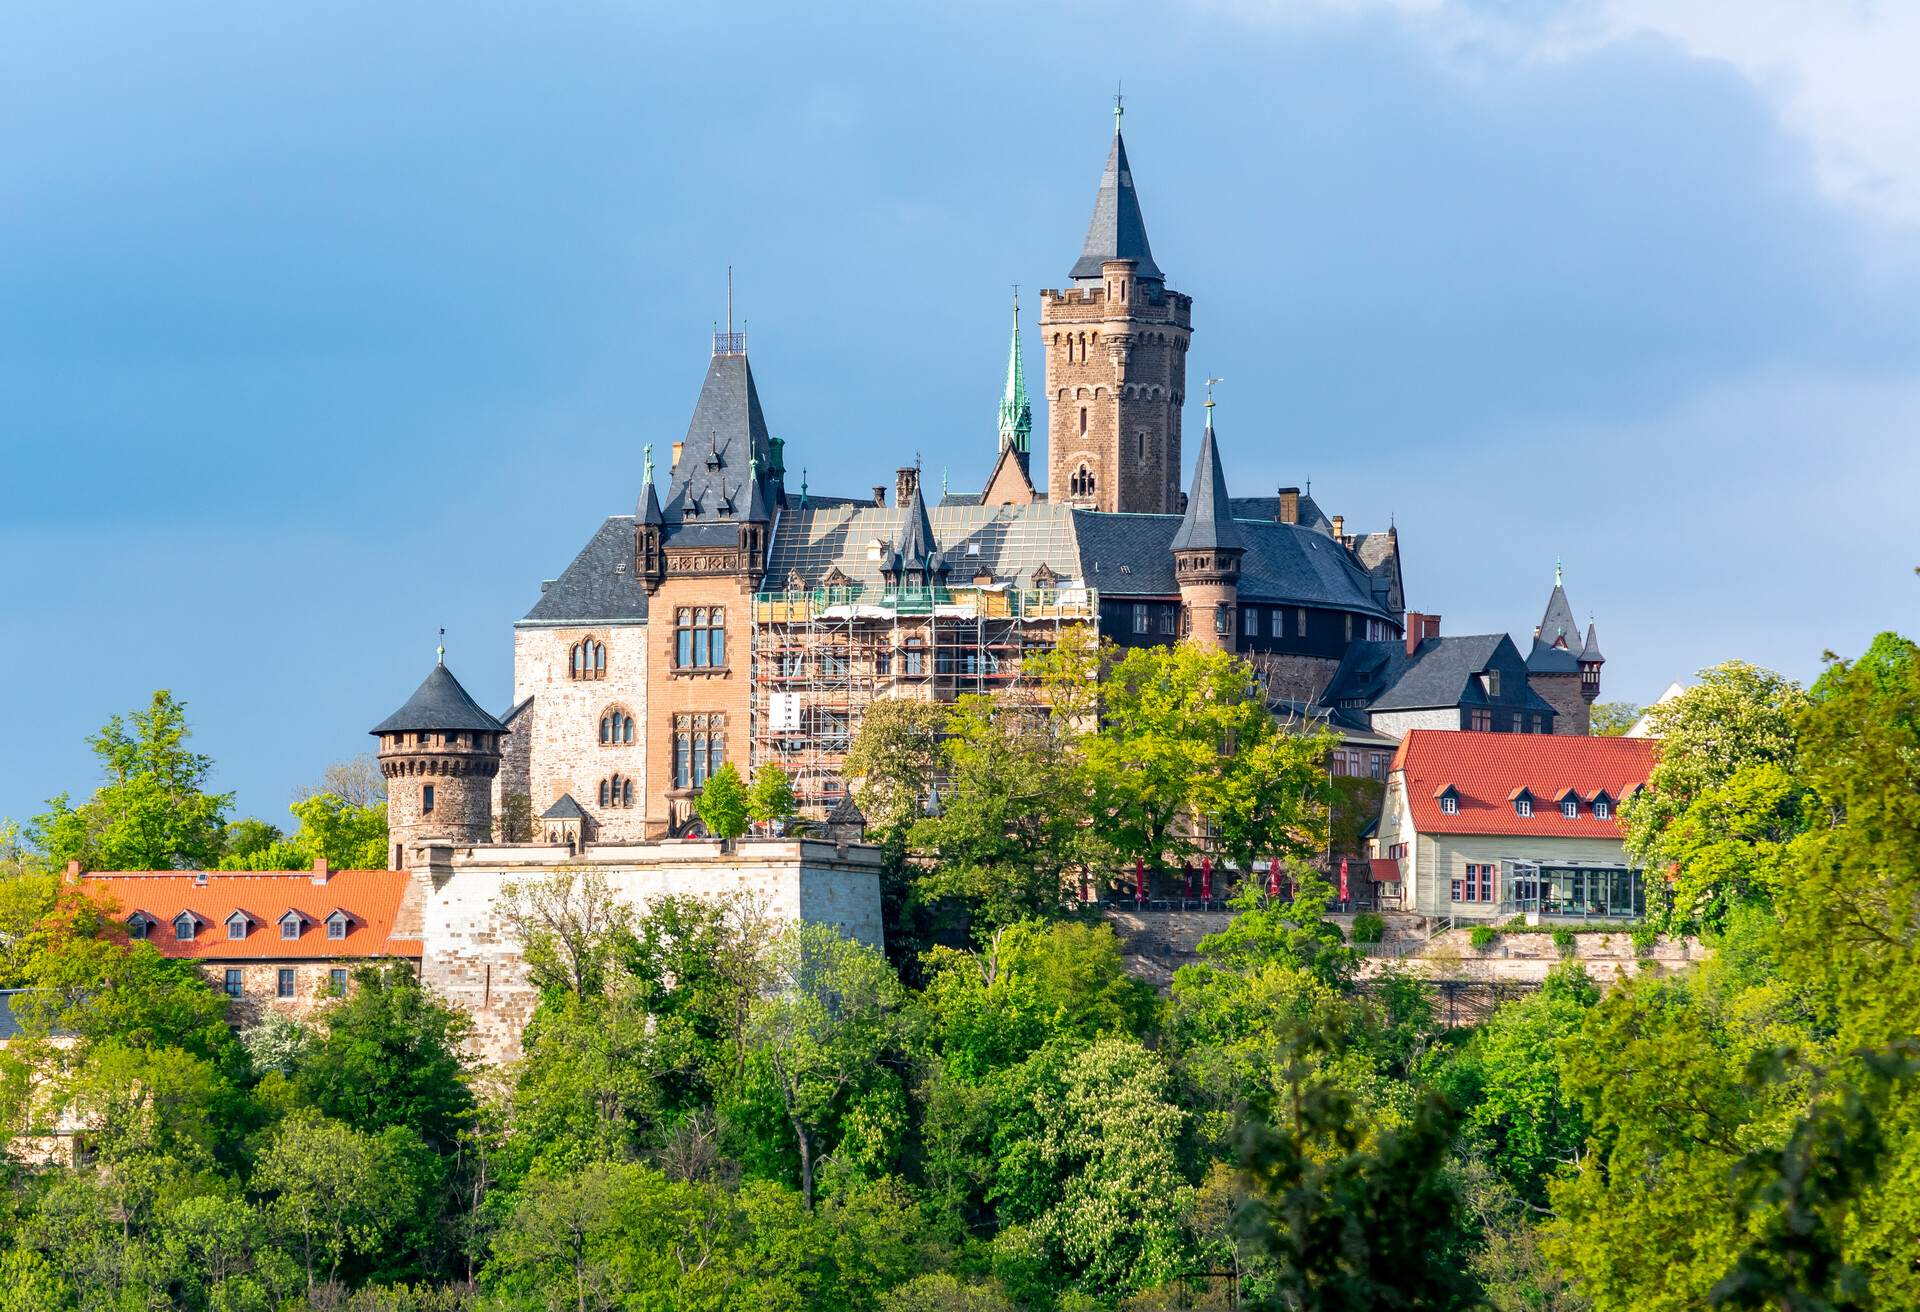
[1170,387,1244,555]
[638,443,663,524]
[1555,555,1564,588]
[436,628,445,666]
[887,478,945,582]
[998,287,1032,456]
[1580,618,1606,664]
[1535,562,1579,647]
[1069,108,1163,284]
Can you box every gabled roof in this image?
[1390,730,1655,838]
[520,516,651,626]
[1323,634,1552,716]
[1169,420,1243,555]
[85,870,421,960]
[1069,128,1164,283]
[663,352,778,532]
[370,662,507,736]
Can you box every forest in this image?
[0,631,1915,1311]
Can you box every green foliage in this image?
[696,762,752,840]
[1589,701,1643,736]
[747,764,799,829]
[1550,927,1575,957]
[30,690,233,871]
[218,792,390,871]
[292,964,473,1151]
[1350,911,1385,945]
[843,697,950,839]
[1469,924,1499,951]
[1632,924,1658,955]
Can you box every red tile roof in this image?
[1391,729,1655,838]
[83,869,421,961]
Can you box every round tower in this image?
[1170,388,1244,652]
[370,653,506,868]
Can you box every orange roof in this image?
[83,869,421,961]
[1391,729,1655,838]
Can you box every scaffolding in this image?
[750,583,1099,817]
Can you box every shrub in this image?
[1350,912,1385,945]
[1508,914,1530,928]
[1631,924,1657,956]
[1551,927,1576,957]
[1468,925,1499,951]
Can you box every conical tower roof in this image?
[1170,407,1243,554]
[638,444,663,525]
[664,351,778,527]
[887,479,944,576]
[1535,561,1580,649]
[1069,126,1164,284]
[1580,621,1605,664]
[370,661,506,736]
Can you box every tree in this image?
[31,690,232,871]
[1205,721,1336,877]
[911,694,1097,933]
[296,756,389,809]
[742,924,908,1208]
[987,1037,1194,1303]
[747,765,798,832]
[1237,1077,1477,1312]
[1621,661,1808,931]
[1083,645,1272,875]
[1588,702,1643,736]
[293,963,473,1151]
[255,1111,416,1298]
[495,869,634,1000]
[843,698,949,839]
[696,763,751,841]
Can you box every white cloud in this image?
[1231,0,1920,225]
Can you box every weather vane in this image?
[1114,82,1124,133]
[436,628,445,665]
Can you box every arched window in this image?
[1078,407,1088,436]
[569,638,607,680]
[622,779,634,807]
[1070,465,1096,499]
[599,779,609,807]
[599,709,635,746]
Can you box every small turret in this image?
[371,647,506,868]
[1579,618,1605,702]
[1170,382,1243,650]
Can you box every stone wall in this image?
[1529,670,1592,736]
[192,958,411,1025]
[1371,706,1463,738]
[416,838,885,1065]
[510,622,650,842]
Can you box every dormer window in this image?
[325,911,350,941]
[279,912,305,941]
[226,912,251,941]
[1592,792,1614,821]
[1512,789,1535,818]
[1484,669,1501,697]
[1436,786,1460,816]
[127,913,153,940]
[173,913,199,942]
[1561,798,1578,819]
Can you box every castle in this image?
[375,107,1605,859]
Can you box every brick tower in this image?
[371,651,506,868]
[1170,391,1244,650]
[1041,102,1192,514]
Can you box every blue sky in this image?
[4,1,1917,830]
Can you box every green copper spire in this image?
[997,287,1032,456]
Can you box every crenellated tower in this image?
[1041,102,1191,514]
[371,651,506,868]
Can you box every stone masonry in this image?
[501,622,650,841]
[413,837,885,1065]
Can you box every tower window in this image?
[1070,465,1096,499]
[422,783,435,814]
[1215,604,1233,636]
[1079,407,1088,436]
[672,714,725,789]
[1138,431,1147,459]
[599,709,635,745]
[569,638,607,680]
[675,609,727,669]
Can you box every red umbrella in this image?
[1135,857,1146,906]
[1201,856,1212,902]
[1267,859,1281,899]
[1339,856,1350,902]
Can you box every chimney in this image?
[1331,514,1345,541]
[896,466,920,506]
[64,859,81,884]
[1405,612,1441,656]
[311,857,330,886]
[873,485,888,507]
[670,441,684,471]
[1277,487,1300,525]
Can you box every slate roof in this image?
[540,794,587,821]
[370,663,508,735]
[1580,622,1605,663]
[1535,581,1580,651]
[941,492,984,508]
[1526,639,1581,674]
[1069,128,1164,283]
[1324,635,1556,716]
[766,501,1083,591]
[662,352,780,533]
[520,516,651,626]
[885,482,945,576]
[1391,730,1654,838]
[1169,423,1244,554]
[85,870,424,961]
[1229,493,1333,534]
